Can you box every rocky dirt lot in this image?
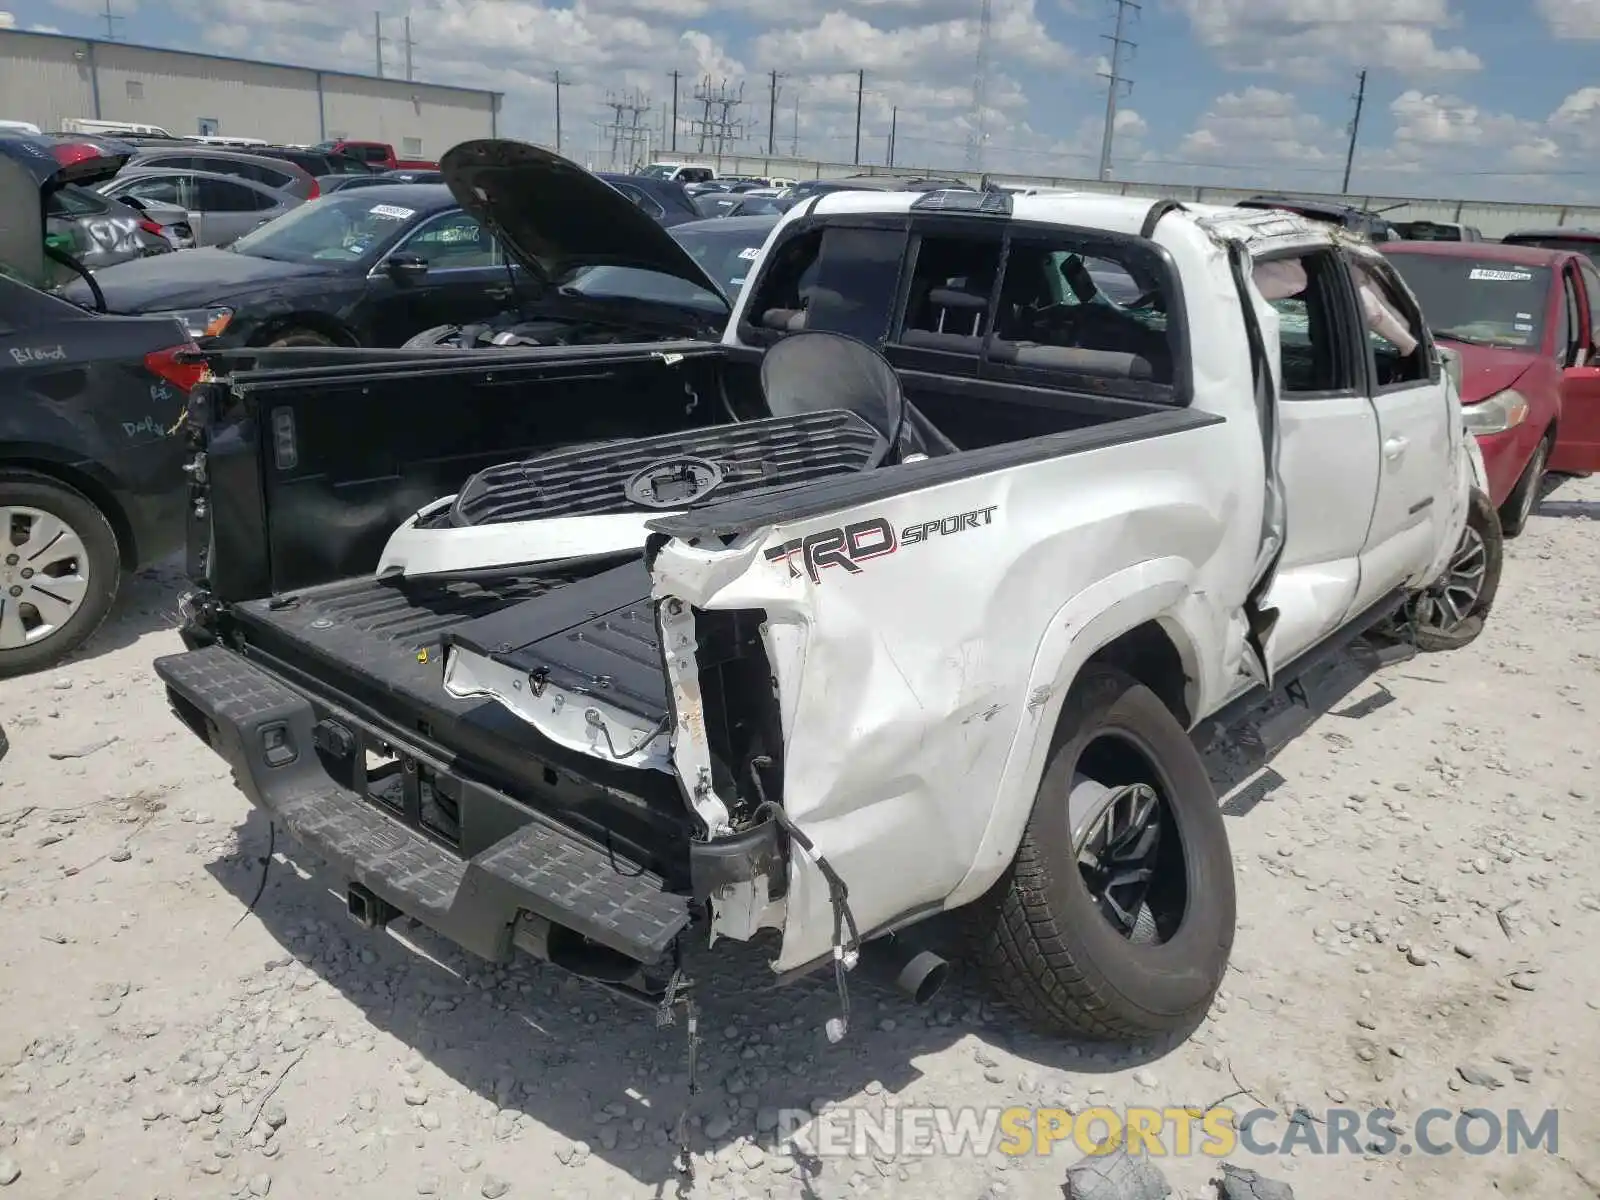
[0,478,1597,1200]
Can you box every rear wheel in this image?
[402,324,463,349]
[966,664,1235,1040]
[1498,432,1550,538]
[1412,487,1503,652]
[0,471,123,678]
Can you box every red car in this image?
[1384,241,1600,535]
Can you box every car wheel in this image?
[1411,487,1503,653]
[1497,432,1550,539]
[0,470,123,679]
[264,328,335,348]
[966,664,1235,1040]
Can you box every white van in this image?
[60,118,173,138]
[0,119,43,136]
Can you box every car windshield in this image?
[1386,254,1550,348]
[227,193,422,264]
[637,165,678,180]
[561,223,772,312]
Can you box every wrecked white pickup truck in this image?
[155,145,1499,1045]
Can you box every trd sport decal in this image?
[764,505,999,583]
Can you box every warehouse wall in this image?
[0,29,498,152]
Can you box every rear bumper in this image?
[153,644,692,968]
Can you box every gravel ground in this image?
[0,477,1597,1200]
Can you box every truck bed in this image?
[222,563,688,869]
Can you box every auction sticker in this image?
[370,204,416,220]
[1469,268,1533,281]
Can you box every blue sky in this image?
[4,0,1599,201]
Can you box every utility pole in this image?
[401,14,416,81]
[552,70,565,153]
[374,11,384,78]
[791,90,800,157]
[100,0,123,40]
[966,0,992,171]
[853,69,864,165]
[1342,68,1367,194]
[888,106,897,167]
[1096,0,1139,181]
[668,70,679,152]
[767,70,784,156]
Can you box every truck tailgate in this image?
[154,642,692,966]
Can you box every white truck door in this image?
[1346,255,1453,614]
[1254,249,1383,670]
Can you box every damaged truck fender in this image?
[645,441,1259,976]
[942,558,1219,913]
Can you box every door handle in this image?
[1383,436,1409,460]
[486,285,513,300]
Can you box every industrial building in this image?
[0,28,500,157]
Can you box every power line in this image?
[601,89,651,172]
[1097,0,1139,181]
[690,77,746,162]
[1342,68,1367,194]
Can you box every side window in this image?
[1578,259,1600,348]
[893,231,1001,366]
[611,183,665,219]
[1561,268,1583,365]
[396,211,498,268]
[199,157,291,190]
[742,225,905,345]
[117,174,187,207]
[987,234,1176,387]
[1255,252,1354,395]
[1351,261,1430,387]
[197,177,275,213]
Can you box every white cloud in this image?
[1536,0,1600,38]
[1175,86,1341,168]
[1170,0,1480,77]
[0,11,15,28]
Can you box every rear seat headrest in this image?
[927,287,989,310]
[761,308,808,332]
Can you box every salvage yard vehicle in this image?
[153,142,1499,1046]
[1,135,195,676]
[1384,241,1600,534]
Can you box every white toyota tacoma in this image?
[155,142,1499,1048]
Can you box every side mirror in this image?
[386,252,428,284]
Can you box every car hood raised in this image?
[1442,340,1537,404]
[440,139,730,312]
[60,247,336,312]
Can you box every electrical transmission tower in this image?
[690,77,747,162]
[1096,0,1139,181]
[101,0,123,40]
[965,0,992,172]
[601,90,652,172]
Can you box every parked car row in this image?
[3,131,1598,686]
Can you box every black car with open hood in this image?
[440,139,732,309]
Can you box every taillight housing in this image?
[145,343,207,394]
[307,178,320,200]
[138,218,166,238]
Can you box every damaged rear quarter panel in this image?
[651,416,1252,972]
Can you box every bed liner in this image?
[223,566,688,861]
